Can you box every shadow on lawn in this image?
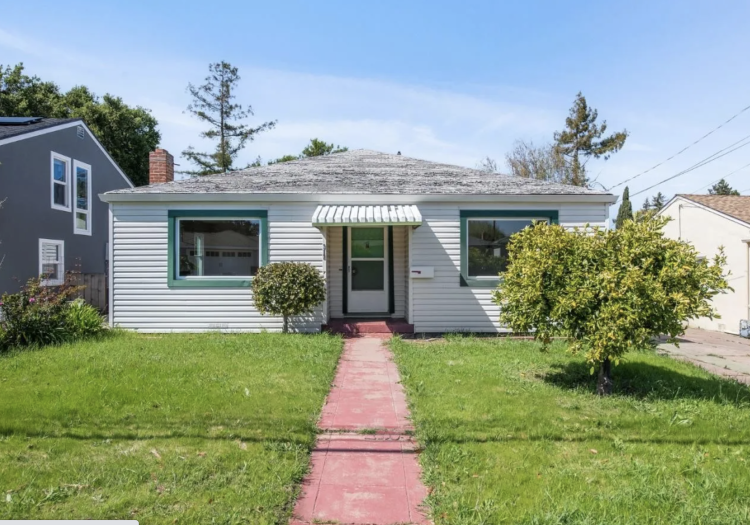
[543,359,750,402]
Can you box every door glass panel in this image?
[351,227,384,258]
[352,260,384,291]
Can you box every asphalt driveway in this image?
[658,328,750,384]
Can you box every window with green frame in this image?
[167,210,268,288]
[459,210,558,287]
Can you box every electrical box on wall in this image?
[410,267,434,278]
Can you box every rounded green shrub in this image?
[65,299,106,340]
[251,262,326,333]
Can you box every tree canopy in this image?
[504,140,574,183]
[182,61,276,175]
[708,179,740,196]
[493,218,728,395]
[615,186,633,229]
[0,63,160,186]
[267,138,348,165]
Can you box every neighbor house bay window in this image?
[73,160,92,235]
[168,210,268,287]
[51,152,71,211]
[459,210,558,287]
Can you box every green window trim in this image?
[167,210,269,288]
[459,209,559,288]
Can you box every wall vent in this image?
[76,125,85,139]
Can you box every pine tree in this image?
[268,138,348,165]
[182,61,276,175]
[651,192,666,210]
[708,178,740,196]
[615,186,633,229]
[553,92,628,186]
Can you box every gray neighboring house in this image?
[0,117,134,295]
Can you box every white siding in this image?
[111,201,324,333]
[660,199,750,334]
[410,201,610,333]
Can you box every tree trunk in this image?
[597,357,613,396]
[282,315,289,334]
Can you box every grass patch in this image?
[391,336,750,525]
[0,331,342,524]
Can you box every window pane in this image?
[76,212,88,231]
[54,159,66,182]
[53,182,67,207]
[468,219,535,277]
[351,260,384,290]
[76,166,88,210]
[178,219,260,277]
[351,227,384,258]
[42,263,59,281]
[42,243,59,263]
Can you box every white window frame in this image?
[50,152,71,212]
[467,217,550,280]
[175,217,262,281]
[73,160,92,236]
[39,238,65,286]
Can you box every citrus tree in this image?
[252,262,326,333]
[493,218,729,395]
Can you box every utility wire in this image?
[607,103,750,191]
[690,161,750,193]
[630,137,750,198]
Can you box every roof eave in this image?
[99,192,617,204]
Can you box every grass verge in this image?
[0,331,341,524]
[391,335,750,525]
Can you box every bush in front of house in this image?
[0,277,106,351]
[252,262,326,333]
[493,217,729,395]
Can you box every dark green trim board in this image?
[342,226,348,314]
[388,226,395,314]
[167,210,268,288]
[459,209,559,288]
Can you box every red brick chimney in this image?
[149,149,174,185]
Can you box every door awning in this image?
[312,205,422,227]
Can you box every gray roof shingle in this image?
[108,149,610,196]
[0,118,80,141]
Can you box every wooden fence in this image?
[67,272,108,313]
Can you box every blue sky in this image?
[2,0,750,207]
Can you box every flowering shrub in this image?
[0,276,104,350]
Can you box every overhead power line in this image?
[607,103,750,191]
[630,136,750,198]
[690,161,750,193]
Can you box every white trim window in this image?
[73,160,92,235]
[50,152,71,212]
[39,239,64,286]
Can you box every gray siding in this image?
[0,125,131,294]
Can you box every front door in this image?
[348,226,389,313]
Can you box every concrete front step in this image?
[323,318,415,335]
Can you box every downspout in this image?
[678,204,682,239]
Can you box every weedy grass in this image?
[0,331,342,524]
[391,335,750,525]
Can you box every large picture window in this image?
[73,160,92,235]
[168,210,268,287]
[460,210,558,287]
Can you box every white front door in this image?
[348,226,389,313]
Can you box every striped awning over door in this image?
[311,205,422,227]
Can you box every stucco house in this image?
[659,194,750,335]
[99,149,616,333]
[0,117,134,295]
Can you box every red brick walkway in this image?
[290,337,430,525]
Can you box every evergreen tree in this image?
[615,186,634,229]
[708,179,740,196]
[268,138,348,165]
[553,92,628,186]
[651,192,666,210]
[182,61,276,175]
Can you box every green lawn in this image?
[0,332,342,524]
[391,336,750,525]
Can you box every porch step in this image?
[323,318,414,336]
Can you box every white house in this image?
[659,194,750,335]
[99,149,616,333]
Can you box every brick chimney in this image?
[149,149,174,185]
